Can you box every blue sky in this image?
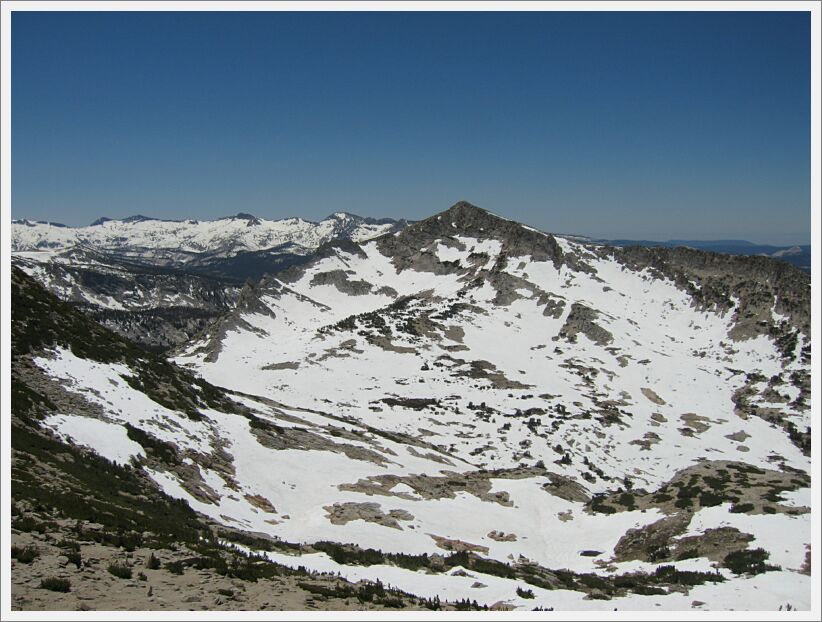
[12,11,811,244]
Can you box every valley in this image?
[9,202,813,612]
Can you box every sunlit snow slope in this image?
[14,202,812,611]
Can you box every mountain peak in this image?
[90,217,112,226]
[447,200,484,212]
[376,201,564,269]
[223,212,262,226]
[429,200,515,232]
[440,200,490,222]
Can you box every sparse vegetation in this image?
[723,548,780,575]
[11,545,39,564]
[39,577,71,592]
[107,562,133,579]
[729,502,754,514]
[587,460,809,516]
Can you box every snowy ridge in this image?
[12,212,406,259]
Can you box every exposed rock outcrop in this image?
[557,303,614,346]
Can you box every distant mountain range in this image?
[589,238,811,273]
[13,214,809,273]
[10,211,811,352]
[12,211,408,262]
[10,213,408,351]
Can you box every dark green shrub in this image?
[675,548,699,561]
[165,560,185,575]
[654,564,724,585]
[617,492,636,508]
[453,598,485,610]
[313,541,384,566]
[107,562,133,579]
[578,574,608,590]
[516,586,535,599]
[12,516,55,533]
[40,577,71,592]
[723,548,780,575]
[471,556,517,579]
[674,497,693,509]
[11,545,39,563]
[377,596,405,608]
[356,579,386,603]
[298,582,356,599]
[729,502,754,514]
[423,595,441,610]
[698,491,724,507]
[613,575,637,589]
[676,485,699,499]
[191,554,229,576]
[632,585,666,595]
[703,475,728,491]
[590,495,617,514]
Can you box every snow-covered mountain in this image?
[12,212,408,261]
[11,211,409,350]
[11,202,813,611]
[12,246,242,352]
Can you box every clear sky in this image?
[12,10,811,244]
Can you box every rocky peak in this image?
[232,213,262,226]
[326,211,356,221]
[315,238,368,261]
[436,201,498,229]
[376,201,565,270]
[444,199,486,214]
